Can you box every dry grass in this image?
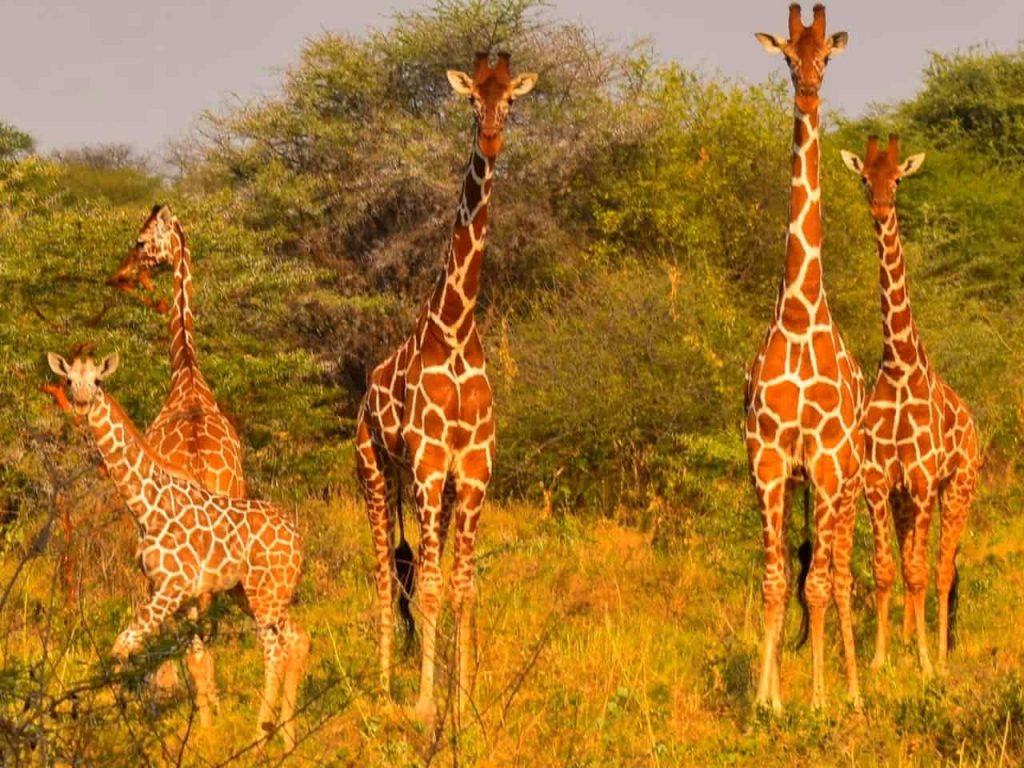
[1,486,1023,766]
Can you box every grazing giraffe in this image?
[355,52,536,724]
[841,135,980,674]
[745,3,863,710]
[111,205,246,498]
[46,352,308,749]
[111,204,246,724]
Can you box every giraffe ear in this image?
[840,150,864,175]
[899,153,926,178]
[509,73,538,98]
[47,352,70,379]
[155,204,173,224]
[829,31,849,54]
[97,352,120,380]
[755,33,788,54]
[447,70,474,97]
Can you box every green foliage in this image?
[907,47,1024,159]
[494,262,748,512]
[0,121,34,163]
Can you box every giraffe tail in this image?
[947,552,960,653]
[394,488,417,656]
[795,485,812,650]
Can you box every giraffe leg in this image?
[833,479,861,707]
[904,485,938,678]
[936,468,975,671]
[751,449,788,712]
[183,597,217,729]
[865,483,896,669]
[806,465,843,710]
[279,618,309,751]
[450,450,491,722]
[355,417,395,698]
[412,467,447,727]
[255,623,286,745]
[112,581,188,661]
[892,494,916,645]
[184,632,217,729]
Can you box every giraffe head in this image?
[756,4,848,114]
[109,204,179,291]
[446,52,537,158]
[841,135,925,221]
[47,352,120,416]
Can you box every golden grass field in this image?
[2,479,1023,766]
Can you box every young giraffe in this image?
[841,135,980,675]
[47,352,308,749]
[111,204,247,725]
[745,3,863,710]
[355,53,536,725]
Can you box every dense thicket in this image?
[3,2,1023,521]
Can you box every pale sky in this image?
[1,0,1021,156]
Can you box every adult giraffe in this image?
[110,204,246,725]
[46,352,307,749]
[745,3,863,710]
[841,135,980,674]
[355,52,536,725]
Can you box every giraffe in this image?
[111,204,246,499]
[46,352,308,749]
[841,134,980,675]
[354,52,536,725]
[745,3,863,711]
[111,204,246,723]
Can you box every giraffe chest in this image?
[864,368,949,484]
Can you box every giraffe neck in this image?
[874,210,925,372]
[169,224,199,377]
[87,392,190,532]
[774,105,827,332]
[424,138,494,342]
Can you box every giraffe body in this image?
[47,353,307,749]
[355,53,536,725]
[841,136,980,674]
[746,4,862,711]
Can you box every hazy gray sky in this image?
[2,0,1021,155]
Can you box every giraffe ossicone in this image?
[47,351,307,749]
[841,133,980,675]
[745,3,863,712]
[355,52,536,726]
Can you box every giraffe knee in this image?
[873,559,897,592]
[803,574,831,609]
[449,576,476,614]
[112,628,141,660]
[762,574,787,607]
[417,571,443,613]
[904,570,928,595]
